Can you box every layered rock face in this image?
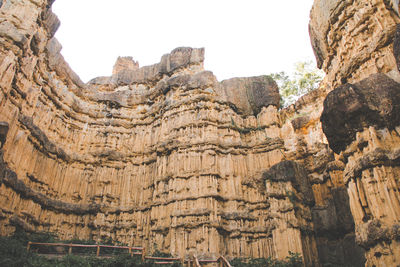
[0,0,399,266]
[311,1,400,266]
[309,0,400,87]
[321,74,400,266]
[0,0,307,263]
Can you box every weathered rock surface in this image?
[0,0,289,262]
[310,0,400,87]
[110,47,205,86]
[321,74,400,266]
[393,24,400,71]
[0,122,8,148]
[112,56,139,75]
[321,73,400,154]
[0,0,399,266]
[279,87,366,266]
[312,1,400,266]
[218,76,280,116]
[263,161,319,266]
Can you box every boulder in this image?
[218,75,280,116]
[321,73,400,153]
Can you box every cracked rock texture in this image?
[310,0,400,87]
[0,0,299,263]
[321,75,400,267]
[314,1,400,266]
[0,0,399,266]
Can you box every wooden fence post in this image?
[141,247,146,262]
[130,234,134,257]
[96,244,100,257]
[68,244,72,254]
[27,241,31,252]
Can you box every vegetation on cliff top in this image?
[270,61,324,108]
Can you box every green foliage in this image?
[269,61,324,108]
[1,230,304,267]
[231,252,303,267]
[322,263,356,267]
[0,235,31,267]
[0,230,183,267]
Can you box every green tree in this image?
[270,61,324,108]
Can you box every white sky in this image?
[52,0,316,83]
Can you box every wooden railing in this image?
[145,256,183,265]
[27,241,144,257]
[194,256,202,267]
[188,255,232,267]
[217,256,232,267]
[27,241,232,266]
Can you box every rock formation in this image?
[0,0,399,266]
[309,0,400,87]
[309,1,400,266]
[321,74,400,267]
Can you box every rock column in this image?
[321,74,400,266]
[263,161,319,267]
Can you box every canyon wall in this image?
[0,0,399,266]
[0,0,305,262]
[321,74,400,267]
[310,0,400,266]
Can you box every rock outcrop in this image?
[321,74,400,154]
[263,161,318,266]
[112,57,139,76]
[321,74,400,266]
[218,76,280,116]
[0,0,399,266]
[312,1,400,266]
[309,0,400,87]
[0,0,291,262]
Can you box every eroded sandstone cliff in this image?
[0,0,399,266]
[310,1,400,266]
[0,0,292,262]
[321,74,400,267]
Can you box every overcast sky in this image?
[52,0,316,82]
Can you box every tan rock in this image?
[112,57,139,75]
[0,0,399,266]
